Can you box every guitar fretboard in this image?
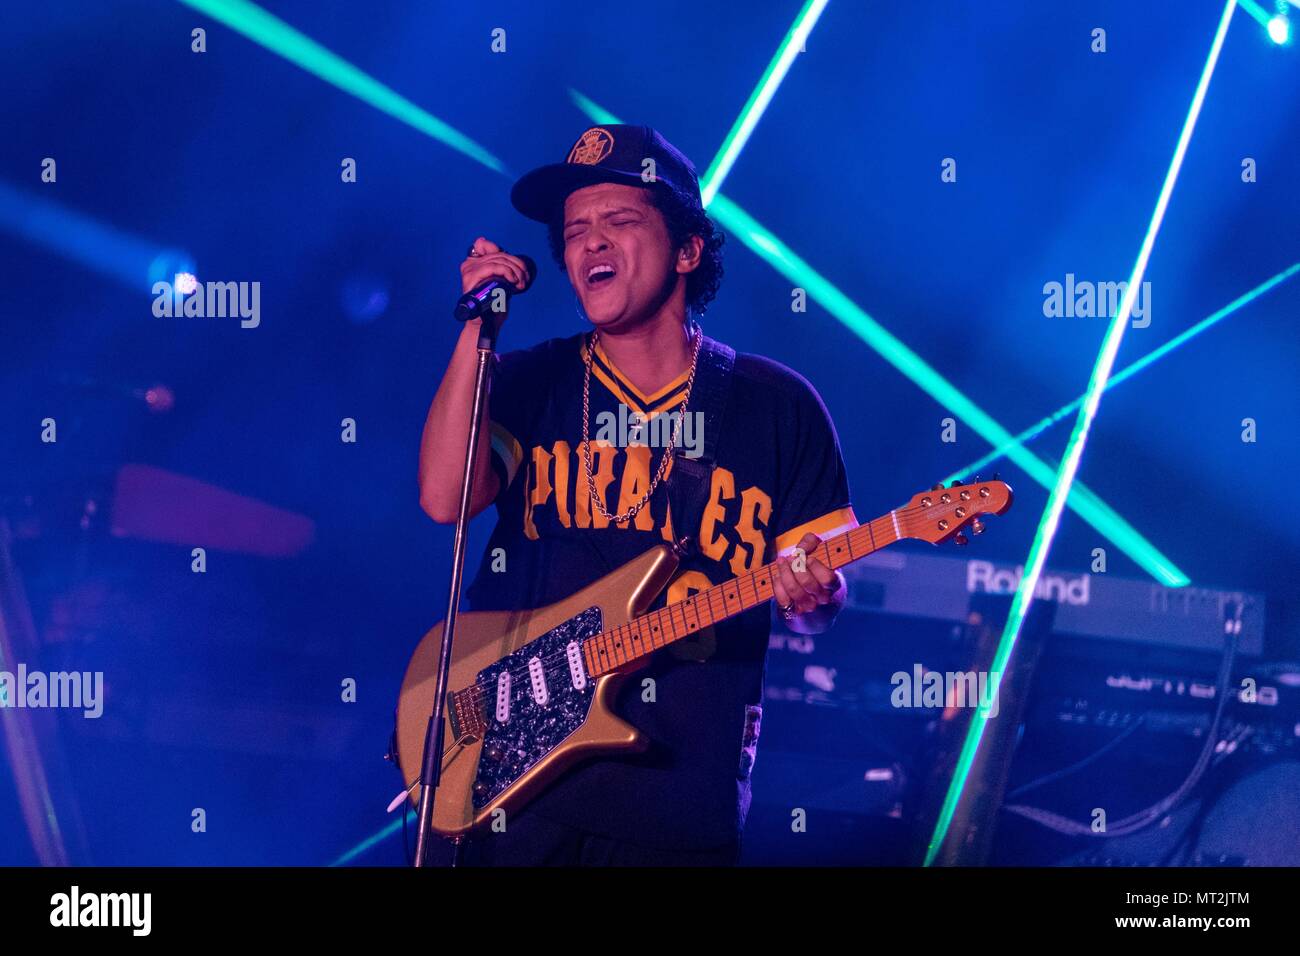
[580,510,905,678]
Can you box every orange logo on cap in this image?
[567,127,615,166]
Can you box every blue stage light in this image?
[147,251,198,290]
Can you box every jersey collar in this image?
[579,334,690,418]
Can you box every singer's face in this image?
[561,183,686,330]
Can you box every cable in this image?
[1001,607,1241,838]
[1004,715,1147,801]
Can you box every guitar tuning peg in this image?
[950,479,963,488]
[954,533,969,546]
[932,483,944,491]
[992,471,1000,481]
[971,519,984,535]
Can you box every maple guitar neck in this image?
[579,513,894,678]
[579,478,1014,679]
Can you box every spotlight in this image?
[174,272,198,295]
[1267,14,1291,44]
[147,250,196,290]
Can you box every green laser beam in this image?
[943,261,1300,484]
[177,0,508,174]
[924,0,1239,866]
[699,0,831,206]
[328,817,403,867]
[569,91,1188,586]
[1238,0,1272,28]
[709,193,1192,590]
[567,89,621,127]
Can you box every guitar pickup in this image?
[496,671,512,722]
[528,657,549,706]
[566,641,587,691]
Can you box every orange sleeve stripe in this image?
[489,421,524,488]
[775,506,859,556]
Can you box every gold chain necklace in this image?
[581,320,703,525]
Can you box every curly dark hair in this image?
[546,181,725,316]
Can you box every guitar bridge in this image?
[448,687,485,741]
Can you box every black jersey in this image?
[464,329,857,849]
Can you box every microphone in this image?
[454,254,537,321]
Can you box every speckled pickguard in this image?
[473,606,604,809]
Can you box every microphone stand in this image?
[412,308,502,868]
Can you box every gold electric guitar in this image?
[395,478,1013,836]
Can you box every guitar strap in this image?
[665,328,735,560]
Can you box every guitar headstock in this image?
[900,477,1013,546]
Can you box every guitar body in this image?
[395,543,681,837]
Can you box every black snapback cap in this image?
[510,125,702,224]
